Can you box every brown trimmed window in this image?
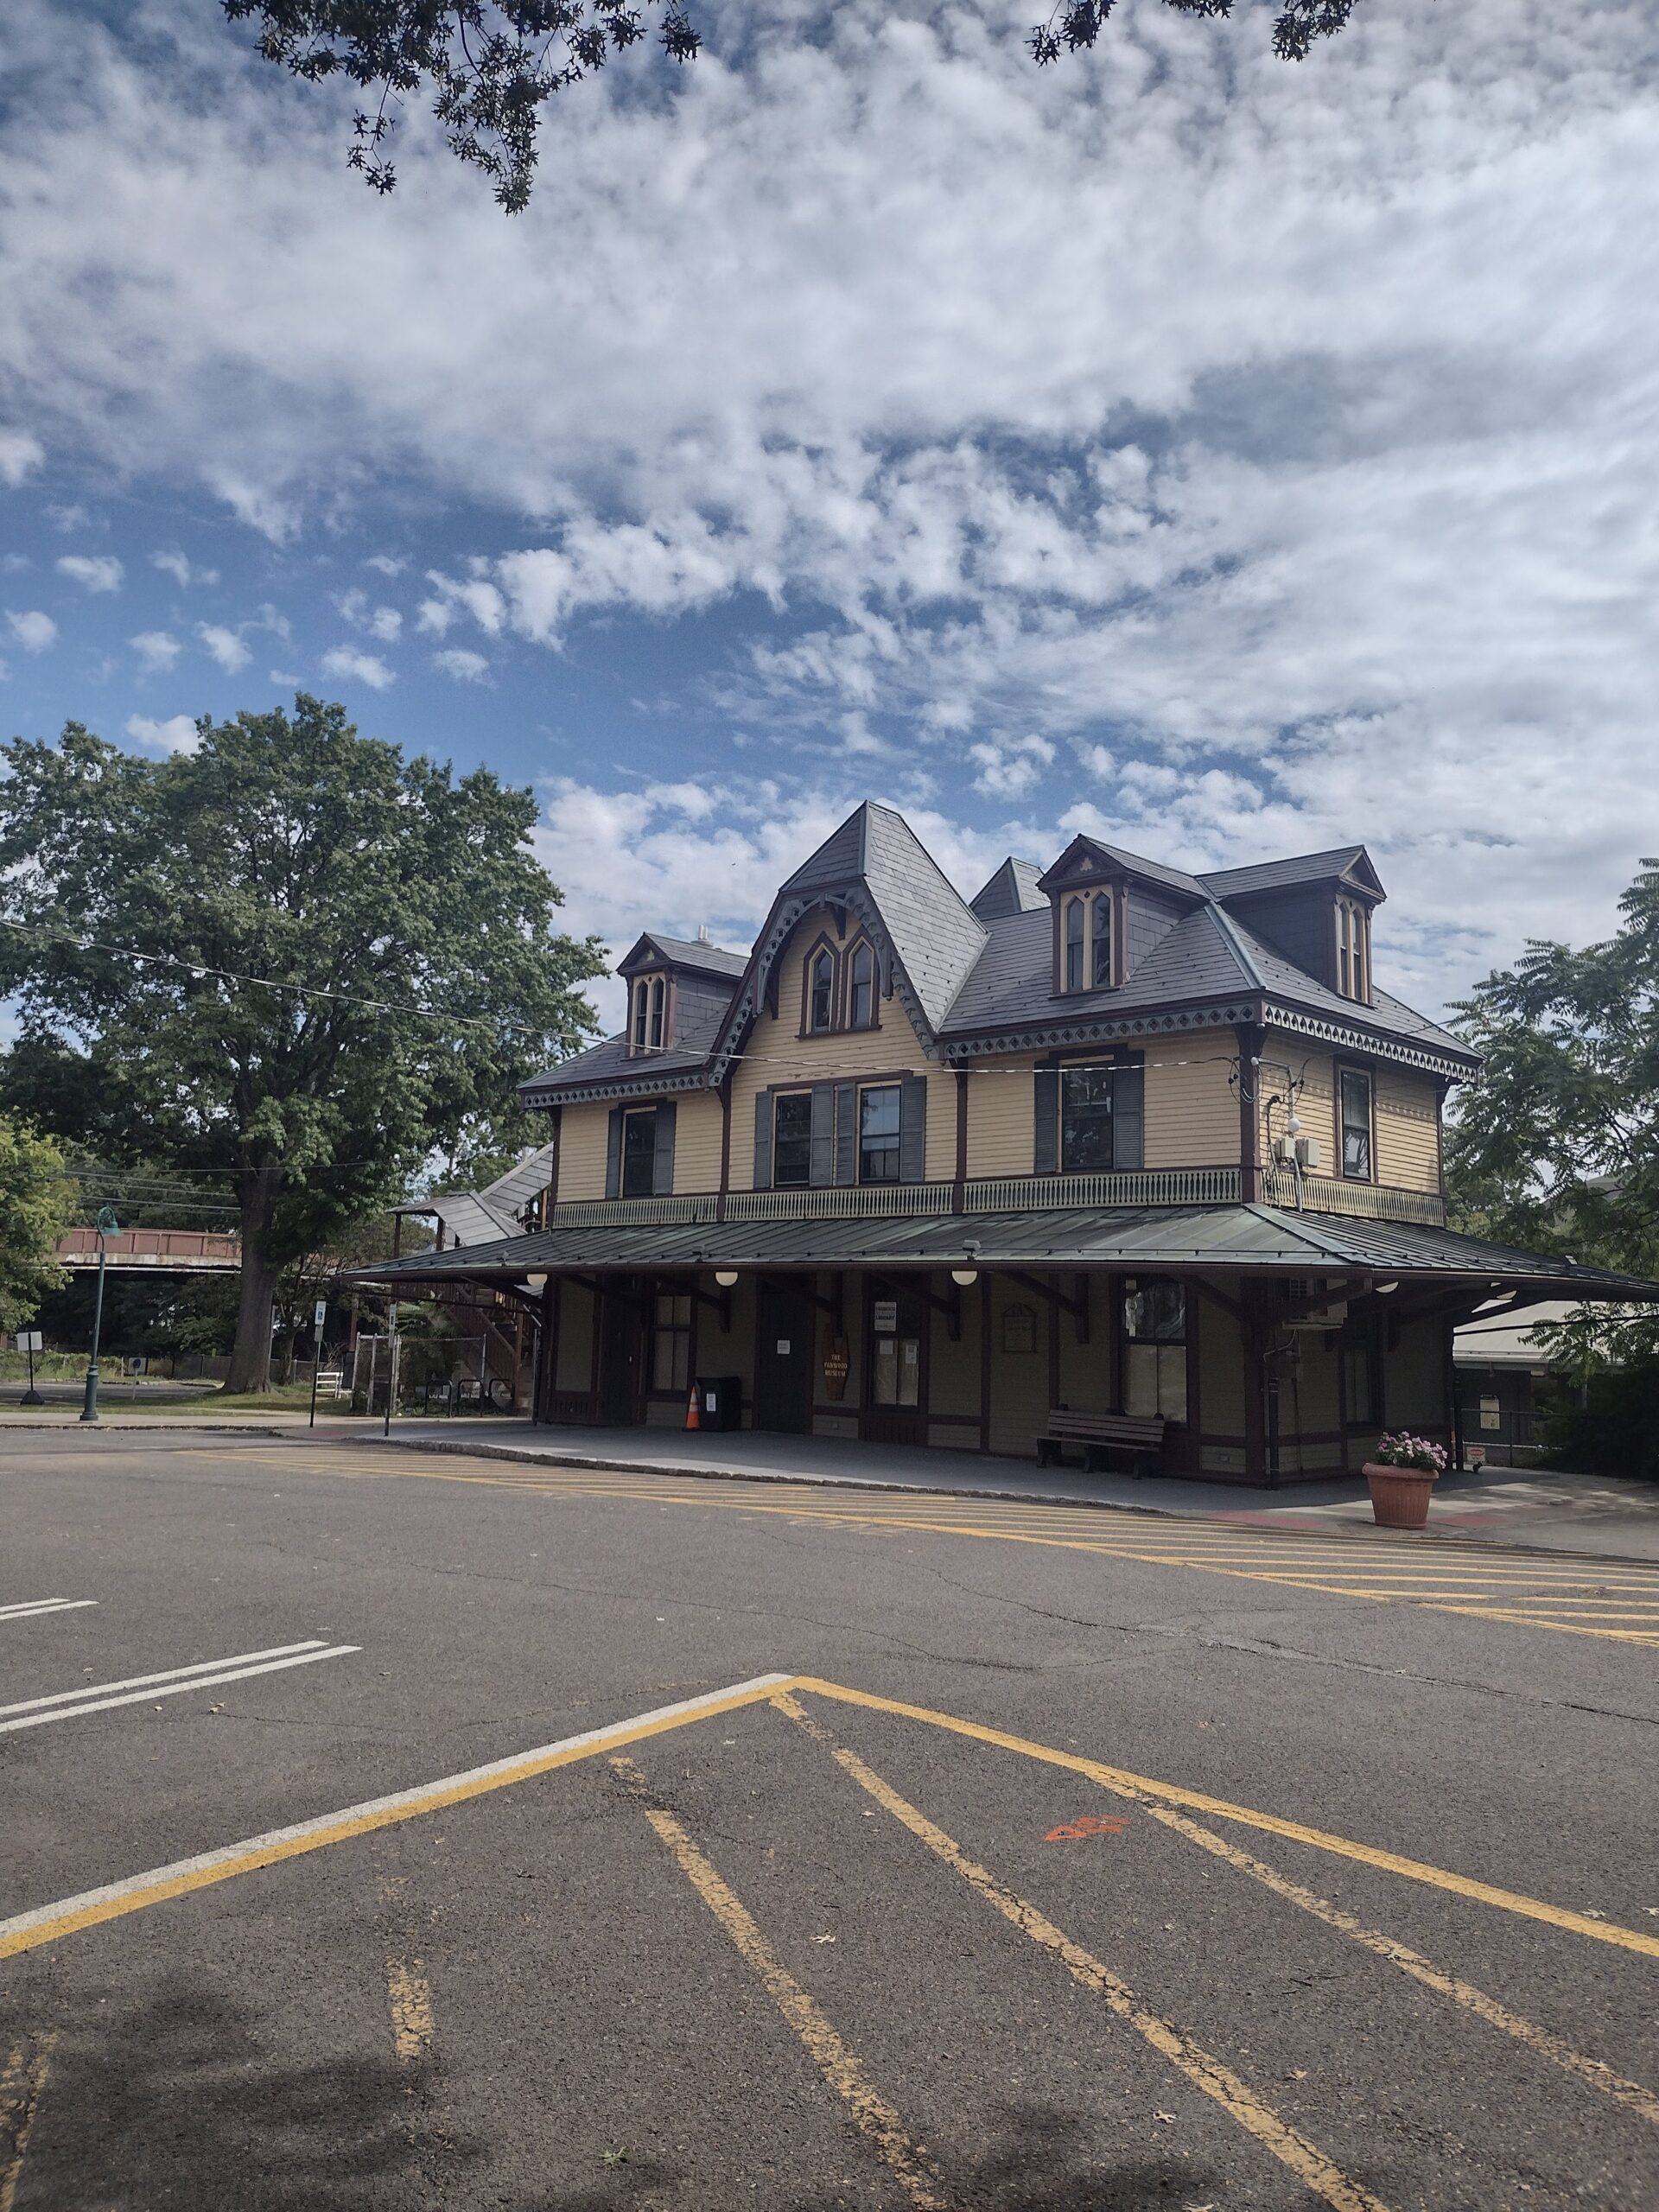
[629,973,669,1052]
[1337,899,1369,1002]
[848,940,875,1028]
[1061,891,1114,993]
[808,947,836,1033]
[1339,1067,1373,1181]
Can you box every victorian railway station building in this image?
[360,804,1651,1484]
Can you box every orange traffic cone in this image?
[685,1382,702,1431]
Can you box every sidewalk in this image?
[11,1404,1658,1560]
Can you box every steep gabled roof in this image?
[1225,918,1471,1059]
[1199,846,1385,903]
[969,857,1046,921]
[1037,833,1209,903]
[941,904,1259,1036]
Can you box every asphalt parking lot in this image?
[3,1431,1657,2210]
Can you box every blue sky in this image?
[3,0,1656,1038]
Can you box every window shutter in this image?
[810,1083,836,1186]
[652,1100,677,1195]
[898,1073,927,1184]
[1113,1064,1144,1172]
[833,1082,858,1185]
[752,1089,772,1191]
[605,1106,624,1199]
[1033,1068,1059,1175]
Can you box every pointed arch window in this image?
[631,980,650,1052]
[1336,900,1370,1003]
[1065,896,1087,991]
[1060,891,1115,995]
[809,947,836,1033]
[849,940,875,1028]
[648,975,666,1049]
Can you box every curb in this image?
[345,1433,1659,1567]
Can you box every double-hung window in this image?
[1122,1278,1186,1424]
[859,1084,901,1183]
[773,1092,813,1188]
[1339,1068,1373,1181]
[620,1108,659,1198]
[651,1292,692,1394]
[1060,1066,1116,1171]
[849,942,875,1028]
[1337,900,1369,1001]
[808,949,835,1033]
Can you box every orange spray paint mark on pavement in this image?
[1046,1815,1130,1840]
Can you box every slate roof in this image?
[1042,836,1209,902]
[350,1206,1659,1296]
[1199,847,1376,899]
[622,931,748,980]
[970,857,1046,921]
[941,905,1257,1036]
[1224,919,1471,1061]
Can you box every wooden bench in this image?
[1036,1409,1166,1475]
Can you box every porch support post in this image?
[533,1276,557,1425]
[1241,1281,1270,1485]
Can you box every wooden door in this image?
[862,1286,927,1447]
[598,1279,644,1426]
[753,1280,813,1434]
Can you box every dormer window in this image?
[628,973,670,1054]
[849,940,875,1028]
[1060,891,1115,994]
[1336,899,1370,1003]
[809,947,835,1032]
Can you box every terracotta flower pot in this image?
[1364,1462,1438,1529]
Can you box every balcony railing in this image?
[966,1167,1242,1213]
[549,1193,719,1228]
[1262,1169,1445,1225]
[723,1182,959,1222]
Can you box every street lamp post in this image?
[79,1206,120,1425]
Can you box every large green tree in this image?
[0,1117,73,1332]
[1446,858,1659,1370]
[0,700,601,1391]
[224,0,1357,213]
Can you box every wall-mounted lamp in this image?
[950,1268,980,1287]
[1374,1279,1397,1295]
[715,1269,740,1288]
[524,1274,548,1292]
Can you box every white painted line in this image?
[0,1673,796,1958]
[0,1647,359,1735]
[0,1641,327,1718]
[0,1601,97,1622]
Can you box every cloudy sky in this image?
[2,0,1654,1035]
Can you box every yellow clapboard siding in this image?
[964,1054,1039,1178]
[556,1101,613,1199]
[673,1094,725,1194]
[1143,1051,1237,1167]
[1375,1068,1442,1192]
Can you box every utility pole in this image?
[79,1206,120,1423]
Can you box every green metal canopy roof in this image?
[348,1205,1658,1300]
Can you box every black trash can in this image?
[695,1376,742,1431]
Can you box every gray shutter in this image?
[899,1074,927,1184]
[605,1105,624,1198]
[810,1083,836,1186]
[752,1088,772,1191]
[1033,1068,1059,1175]
[1113,1064,1143,1171]
[652,1100,677,1195]
[834,1082,858,1185]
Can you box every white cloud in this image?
[56,552,123,593]
[432,646,490,683]
[969,733,1055,799]
[152,549,219,588]
[130,628,181,671]
[0,429,43,486]
[0,0,1654,1005]
[196,621,251,672]
[321,644,396,690]
[6,608,56,652]
[365,553,404,576]
[334,587,401,640]
[126,711,200,754]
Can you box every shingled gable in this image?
[707,801,988,1077]
[615,931,749,982]
[969,856,1046,921]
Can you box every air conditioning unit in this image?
[1276,1276,1348,1330]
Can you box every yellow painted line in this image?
[387,1961,434,2062]
[772,1697,1389,2212]
[791,1678,1659,1961]
[0,1673,796,1963]
[0,2034,55,2212]
[1092,1781,1659,2125]
[1424,1607,1659,1646]
[620,1758,950,2212]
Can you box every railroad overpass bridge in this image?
[54,1228,242,1272]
